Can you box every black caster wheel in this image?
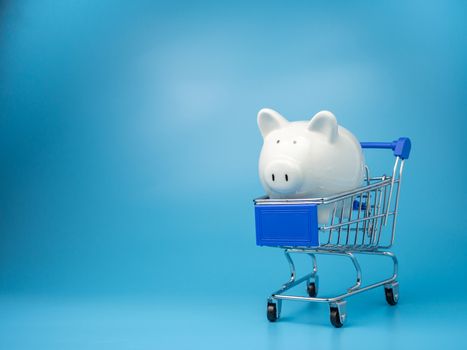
[267,302,278,322]
[385,287,398,306]
[329,301,346,328]
[330,307,344,328]
[307,282,318,297]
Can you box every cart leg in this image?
[270,250,315,296]
[306,253,319,297]
[329,300,347,328]
[284,250,296,285]
[344,252,362,292]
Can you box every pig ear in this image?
[307,110,338,142]
[257,108,289,138]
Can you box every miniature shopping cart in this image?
[254,137,411,327]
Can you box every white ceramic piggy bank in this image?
[257,108,365,225]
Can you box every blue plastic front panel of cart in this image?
[255,204,319,247]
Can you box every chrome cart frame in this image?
[254,138,411,327]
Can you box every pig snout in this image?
[264,160,303,194]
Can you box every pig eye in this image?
[276,140,280,144]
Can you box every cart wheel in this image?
[330,307,344,328]
[385,287,398,305]
[307,282,317,297]
[267,302,278,322]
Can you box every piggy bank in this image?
[257,108,365,225]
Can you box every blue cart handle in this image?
[360,137,411,159]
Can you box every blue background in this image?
[0,0,466,348]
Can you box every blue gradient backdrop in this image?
[0,1,466,349]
